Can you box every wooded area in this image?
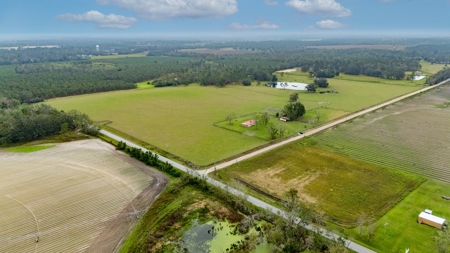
[0,97,97,144]
[0,39,449,104]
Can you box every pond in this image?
[181,218,271,253]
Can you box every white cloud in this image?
[286,0,351,18]
[56,10,137,29]
[264,0,278,6]
[96,0,238,20]
[308,19,348,29]
[229,20,279,31]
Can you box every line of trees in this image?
[427,67,450,85]
[116,141,182,178]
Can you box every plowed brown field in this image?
[0,140,167,253]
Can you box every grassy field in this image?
[0,140,151,253]
[211,140,423,226]
[345,180,450,253]
[313,84,450,183]
[46,74,420,165]
[90,52,148,60]
[420,60,447,75]
[277,70,427,87]
[5,145,55,153]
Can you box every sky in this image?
[1,0,450,40]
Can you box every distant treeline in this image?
[153,49,419,87]
[0,97,98,144]
[3,40,450,103]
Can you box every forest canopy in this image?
[1,39,449,103]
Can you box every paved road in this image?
[100,129,376,253]
[200,79,450,175]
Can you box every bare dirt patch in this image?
[276,68,298,73]
[0,139,168,253]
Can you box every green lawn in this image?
[47,75,420,165]
[211,140,423,226]
[346,180,450,253]
[4,145,55,153]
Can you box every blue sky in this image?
[1,0,450,39]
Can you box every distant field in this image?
[179,48,255,55]
[278,70,427,87]
[47,73,420,165]
[0,140,151,252]
[306,45,405,50]
[420,60,446,75]
[347,180,450,253]
[313,84,450,182]
[90,52,148,60]
[211,141,422,225]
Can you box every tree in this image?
[314,78,329,88]
[289,92,298,102]
[267,122,279,140]
[260,112,270,126]
[282,102,306,120]
[59,122,69,134]
[226,112,235,125]
[241,78,252,86]
[306,84,316,93]
[271,74,278,83]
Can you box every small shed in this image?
[241,120,256,127]
[418,211,446,229]
[280,117,290,122]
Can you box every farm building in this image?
[418,210,446,229]
[280,117,290,122]
[241,120,256,127]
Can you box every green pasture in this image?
[90,52,148,60]
[420,60,447,75]
[276,70,426,86]
[4,145,55,153]
[212,140,423,225]
[47,74,420,165]
[346,180,450,253]
[215,108,347,141]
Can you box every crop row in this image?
[0,144,149,252]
